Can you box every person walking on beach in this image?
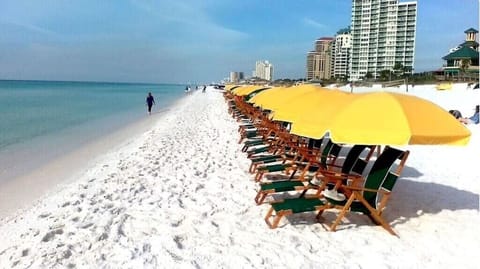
[146,92,155,115]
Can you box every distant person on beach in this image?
[202,85,206,93]
[146,92,155,115]
[459,105,479,124]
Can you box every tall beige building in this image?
[229,71,244,83]
[306,37,334,80]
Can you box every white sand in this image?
[0,85,479,268]
[0,105,176,219]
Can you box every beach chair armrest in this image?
[343,186,390,194]
[319,170,362,181]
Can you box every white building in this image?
[349,0,417,81]
[254,60,274,81]
[332,28,352,79]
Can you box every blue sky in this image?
[0,0,478,83]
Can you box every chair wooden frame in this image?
[317,147,409,236]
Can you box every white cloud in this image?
[129,0,249,43]
[302,17,326,29]
[1,19,57,36]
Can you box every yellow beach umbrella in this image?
[286,90,356,138]
[231,85,249,94]
[225,84,241,92]
[326,91,471,145]
[248,86,288,107]
[273,89,352,123]
[234,85,270,96]
[250,84,324,111]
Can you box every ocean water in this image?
[0,80,185,181]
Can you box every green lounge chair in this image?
[253,139,336,182]
[318,146,409,236]
[264,146,408,233]
[248,137,322,173]
[254,144,375,205]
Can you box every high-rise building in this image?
[306,51,321,80]
[255,60,274,81]
[229,71,244,83]
[306,37,334,80]
[349,0,417,81]
[332,28,352,79]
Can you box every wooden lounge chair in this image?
[318,146,409,236]
[253,139,336,182]
[264,146,408,234]
[254,144,375,205]
[253,140,341,201]
[248,136,322,173]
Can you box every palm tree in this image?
[379,69,392,81]
[393,62,404,78]
[460,59,471,72]
[364,72,373,81]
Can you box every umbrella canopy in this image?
[244,87,271,101]
[273,88,352,123]
[231,85,251,95]
[248,86,287,107]
[234,85,270,96]
[225,84,242,92]
[249,84,324,111]
[287,90,355,138]
[323,91,471,146]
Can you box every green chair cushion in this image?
[244,140,265,146]
[324,198,370,214]
[258,158,282,165]
[272,198,324,213]
[248,146,270,154]
[258,164,291,172]
[260,181,305,192]
[250,155,281,162]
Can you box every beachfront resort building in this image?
[332,28,352,79]
[349,0,417,81]
[229,71,244,83]
[442,28,479,78]
[254,60,274,81]
[306,37,334,80]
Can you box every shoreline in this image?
[0,94,189,220]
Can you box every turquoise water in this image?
[0,80,184,149]
[0,80,185,181]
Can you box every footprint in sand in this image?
[41,228,64,242]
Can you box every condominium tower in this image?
[349,0,417,81]
[306,37,334,80]
[332,28,352,79]
[255,60,274,81]
[229,71,244,83]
